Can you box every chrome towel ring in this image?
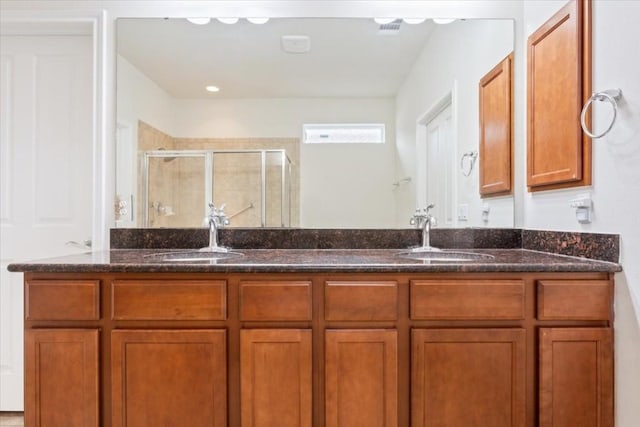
[580,88,622,138]
[460,151,478,177]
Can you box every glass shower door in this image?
[212,152,262,227]
[144,152,207,227]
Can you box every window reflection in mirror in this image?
[115,18,514,229]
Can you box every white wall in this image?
[395,19,514,228]
[520,2,640,425]
[116,55,176,137]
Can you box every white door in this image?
[0,34,93,410]
[417,104,455,227]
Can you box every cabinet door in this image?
[412,328,525,427]
[25,329,99,427]
[240,329,312,427]
[479,53,513,196]
[111,329,226,427]
[325,330,397,427]
[527,0,592,190]
[539,328,613,427]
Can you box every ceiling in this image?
[117,17,435,99]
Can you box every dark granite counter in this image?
[7,248,621,274]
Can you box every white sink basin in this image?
[146,251,244,263]
[397,250,495,262]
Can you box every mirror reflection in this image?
[116,17,514,229]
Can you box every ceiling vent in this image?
[281,35,311,54]
[378,19,402,35]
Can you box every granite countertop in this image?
[7,248,622,274]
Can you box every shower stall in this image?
[142,149,293,228]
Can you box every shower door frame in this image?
[142,149,291,228]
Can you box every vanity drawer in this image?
[325,281,398,321]
[26,280,100,320]
[537,280,611,320]
[111,280,226,320]
[411,279,525,320]
[240,281,312,321]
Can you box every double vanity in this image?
[9,229,619,427]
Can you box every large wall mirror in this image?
[115,17,514,229]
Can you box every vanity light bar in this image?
[373,18,455,25]
[186,17,211,25]
[185,17,269,25]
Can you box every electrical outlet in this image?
[457,204,469,221]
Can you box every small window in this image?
[302,124,385,144]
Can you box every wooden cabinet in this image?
[26,279,100,320]
[527,0,592,191]
[539,327,613,427]
[537,279,611,320]
[22,271,614,427]
[325,330,397,427]
[239,280,312,321]
[240,329,312,427]
[111,279,227,320]
[24,329,99,427]
[411,328,526,427]
[325,281,398,321]
[111,329,227,427]
[479,53,513,196]
[410,279,525,320]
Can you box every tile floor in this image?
[0,413,23,427]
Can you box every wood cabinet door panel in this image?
[411,280,525,320]
[412,328,525,427]
[325,281,398,321]
[325,330,398,427]
[527,0,591,190]
[25,329,99,427]
[111,279,226,320]
[537,280,610,320]
[111,329,227,427]
[240,329,312,427]
[240,281,312,321]
[26,279,100,320]
[539,328,613,427]
[479,53,513,196]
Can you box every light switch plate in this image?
[457,204,469,221]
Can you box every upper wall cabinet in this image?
[479,53,513,197]
[527,0,592,191]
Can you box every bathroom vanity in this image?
[10,245,618,427]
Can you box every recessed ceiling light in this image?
[247,17,269,24]
[186,18,211,25]
[374,18,397,25]
[433,18,456,25]
[403,18,427,25]
[217,17,239,25]
[205,86,220,93]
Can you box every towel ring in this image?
[580,88,622,139]
[460,151,478,177]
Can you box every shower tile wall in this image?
[138,121,300,228]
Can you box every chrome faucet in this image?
[409,204,440,252]
[200,202,230,253]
